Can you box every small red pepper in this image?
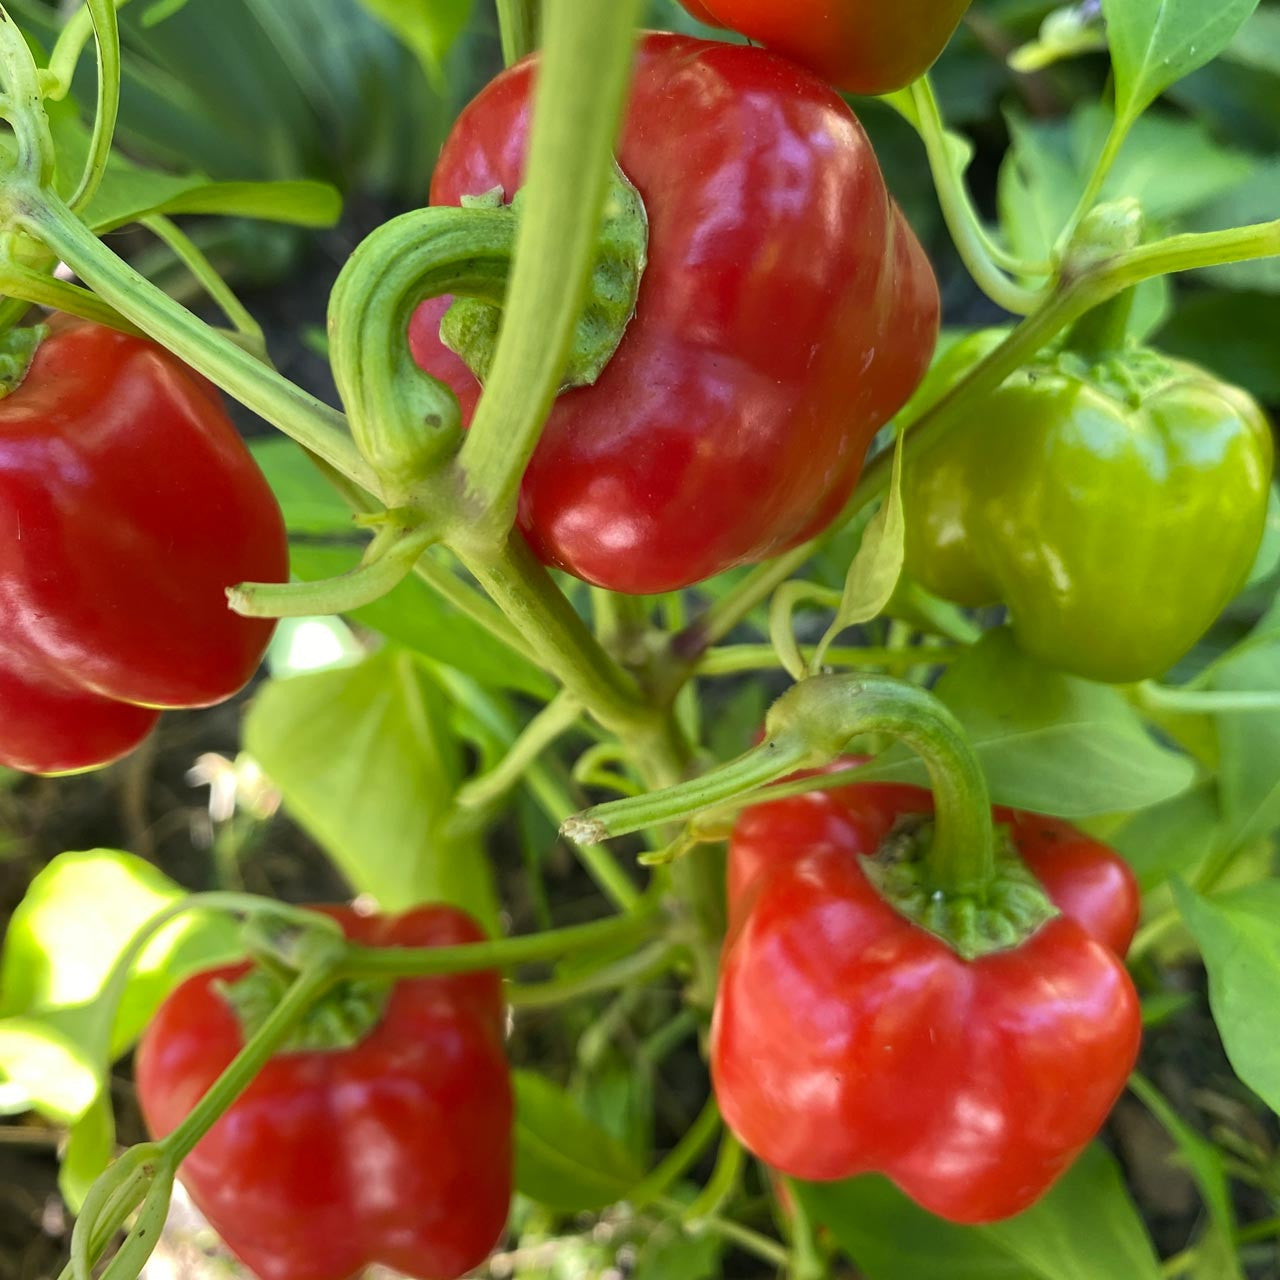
[410,33,938,594]
[137,906,513,1280]
[712,767,1141,1222]
[679,0,973,97]
[0,318,287,776]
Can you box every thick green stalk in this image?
[340,902,664,981]
[9,191,376,494]
[455,0,642,541]
[570,675,996,898]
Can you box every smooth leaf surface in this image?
[814,431,906,668]
[1102,0,1261,124]
[855,630,1195,817]
[798,1146,1158,1280]
[245,650,499,928]
[1212,637,1280,851]
[1108,782,1223,891]
[1174,880,1280,1114]
[513,1071,645,1212]
[357,0,472,81]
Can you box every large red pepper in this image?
[137,905,513,1280]
[410,33,938,594]
[0,319,287,776]
[679,0,973,96]
[712,768,1141,1222]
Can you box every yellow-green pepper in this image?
[903,331,1275,683]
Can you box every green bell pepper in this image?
[903,331,1275,683]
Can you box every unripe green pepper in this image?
[903,331,1275,683]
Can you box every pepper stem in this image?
[565,674,997,900]
[1063,286,1137,361]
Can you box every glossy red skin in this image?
[137,906,513,1280]
[680,0,973,96]
[712,771,1142,1222]
[0,320,287,775]
[410,34,938,595]
[727,770,1140,955]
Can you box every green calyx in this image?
[0,321,46,398]
[218,967,391,1055]
[441,162,648,390]
[862,816,1060,961]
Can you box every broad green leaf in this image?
[244,650,499,928]
[798,1145,1159,1280]
[0,850,239,1204]
[1174,880,1280,1115]
[632,1220,724,1280]
[1108,782,1223,891]
[1211,638,1280,851]
[814,430,906,668]
[357,0,472,83]
[1102,0,1262,125]
[0,850,239,1051]
[1159,291,1280,407]
[855,630,1195,818]
[513,1071,644,1212]
[4,94,342,232]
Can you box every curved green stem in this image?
[570,675,995,897]
[162,948,345,1162]
[327,203,513,502]
[339,901,664,981]
[1138,683,1280,715]
[683,1131,744,1225]
[0,13,55,185]
[68,0,122,215]
[457,535,657,739]
[508,940,677,1008]
[1058,113,1130,255]
[7,190,378,495]
[456,691,583,812]
[141,215,265,347]
[628,1095,723,1212]
[228,524,437,619]
[455,0,642,541]
[498,0,542,63]
[0,261,136,331]
[907,78,1047,313]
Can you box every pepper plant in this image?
[1,1,1280,1278]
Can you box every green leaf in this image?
[513,1070,645,1212]
[0,850,239,1051]
[855,629,1195,818]
[632,1219,724,1280]
[1102,0,1262,125]
[1211,636,1280,851]
[1108,782,1223,891]
[813,430,906,668]
[1173,880,1280,1115]
[0,851,239,1204]
[798,1145,1159,1280]
[356,0,472,84]
[244,650,499,928]
[1158,291,1280,406]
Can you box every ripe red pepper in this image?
[712,770,1141,1222]
[137,906,513,1280]
[679,0,973,96]
[411,33,939,594]
[0,319,287,776]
